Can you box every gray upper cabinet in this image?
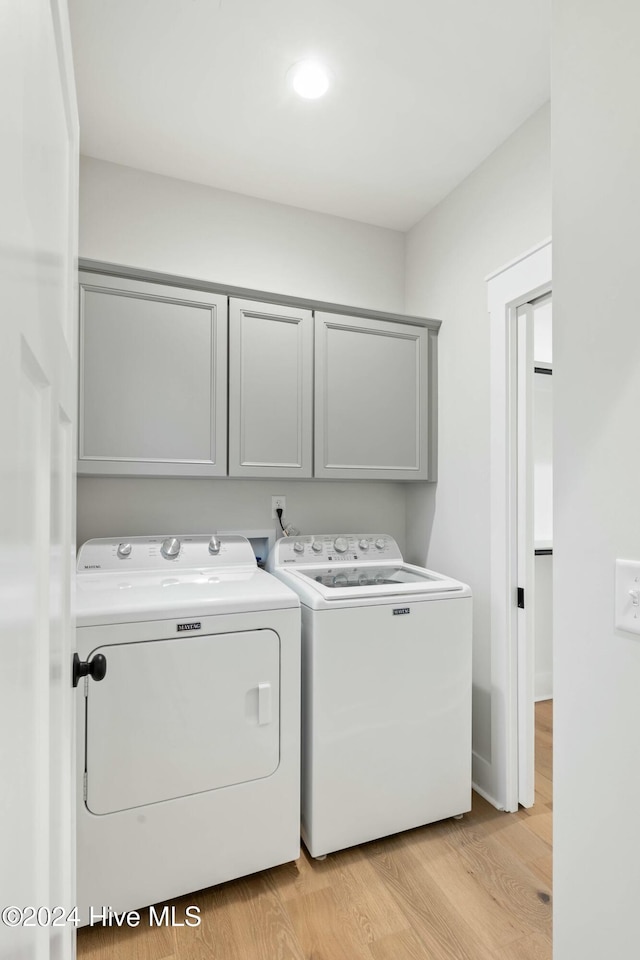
[77,262,439,481]
[228,299,313,478]
[78,273,228,477]
[314,312,436,481]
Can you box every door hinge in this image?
[517,587,525,609]
[83,771,88,802]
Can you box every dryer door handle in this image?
[257,682,272,725]
[72,652,107,688]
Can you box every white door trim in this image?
[486,238,551,812]
[516,302,536,809]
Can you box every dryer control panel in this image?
[270,534,403,567]
[77,535,257,573]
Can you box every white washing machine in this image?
[75,534,300,921]
[268,533,472,858]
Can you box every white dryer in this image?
[268,533,472,859]
[75,534,300,921]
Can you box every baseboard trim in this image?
[472,780,505,810]
[472,751,504,811]
[535,672,553,702]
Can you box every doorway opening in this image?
[516,293,553,808]
[486,238,551,813]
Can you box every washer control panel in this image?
[272,534,402,566]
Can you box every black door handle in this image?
[72,652,107,688]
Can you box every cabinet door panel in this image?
[315,313,434,480]
[79,274,227,476]
[229,299,313,477]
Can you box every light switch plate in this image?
[615,559,640,634]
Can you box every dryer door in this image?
[84,629,280,815]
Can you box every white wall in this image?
[76,478,407,550]
[80,157,404,311]
[553,2,640,954]
[403,104,551,782]
[78,157,407,549]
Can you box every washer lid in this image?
[284,563,468,603]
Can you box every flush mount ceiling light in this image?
[289,59,330,99]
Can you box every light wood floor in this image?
[78,700,553,960]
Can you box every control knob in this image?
[311,540,323,553]
[208,536,221,555]
[117,542,132,559]
[358,539,369,551]
[333,573,348,586]
[375,538,386,550]
[293,541,305,553]
[161,537,181,560]
[334,537,348,553]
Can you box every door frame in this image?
[486,239,551,812]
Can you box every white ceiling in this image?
[69,0,550,231]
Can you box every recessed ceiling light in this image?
[289,60,330,100]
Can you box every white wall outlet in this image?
[271,495,286,518]
[615,559,640,635]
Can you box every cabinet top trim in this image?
[79,258,441,333]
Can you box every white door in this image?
[0,3,78,958]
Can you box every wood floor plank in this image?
[77,909,174,960]
[535,699,553,729]
[441,813,552,939]
[529,853,553,888]
[368,842,500,960]
[368,927,435,960]
[271,843,408,951]
[173,873,305,960]
[168,885,240,960]
[392,829,526,951]
[536,756,553,783]
[273,846,337,902]
[285,886,374,960]
[495,932,552,960]
[521,811,553,846]
[493,818,551,865]
[533,771,553,806]
[213,875,304,960]
[328,855,410,944]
